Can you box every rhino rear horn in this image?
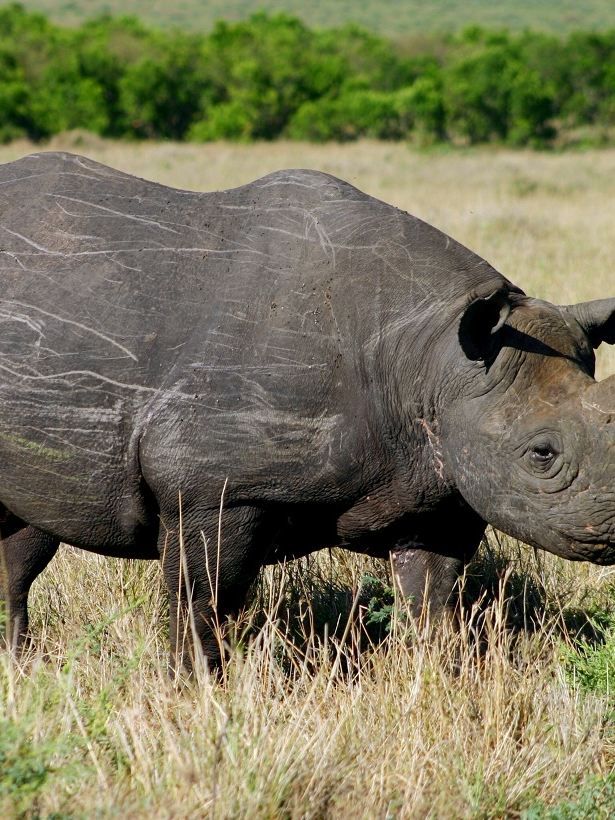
[458,289,512,361]
[564,298,615,348]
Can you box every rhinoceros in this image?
[0,152,613,668]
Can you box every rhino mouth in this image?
[552,531,615,565]
[588,543,615,566]
[572,531,615,565]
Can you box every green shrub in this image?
[287,89,406,141]
[523,773,615,819]
[442,32,557,146]
[27,56,109,139]
[73,15,159,137]
[563,613,615,701]
[189,101,253,141]
[0,718,61,816]
[0,48,29,143]
[444,41,515,143]
[395,76,446,142]
[118,36,208,140]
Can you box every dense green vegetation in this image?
[20,0,615,38]
[2,4,615,147]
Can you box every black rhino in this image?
[0,152,613,668]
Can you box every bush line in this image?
[2,3,615,146]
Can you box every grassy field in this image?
[1,136,615,817]
[19,0,615,36]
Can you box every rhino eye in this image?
[529,443,557,469]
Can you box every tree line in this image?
[1,2,615,146]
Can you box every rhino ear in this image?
[564,298,615,348]
[458,289,511,361]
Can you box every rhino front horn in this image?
[564,297,615,348]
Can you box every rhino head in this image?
[442,291,615,564]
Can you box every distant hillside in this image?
[17,0,615,36]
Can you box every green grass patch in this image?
[524,773,615,819]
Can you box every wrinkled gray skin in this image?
[0,152,613,670]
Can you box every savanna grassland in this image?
[20,0,615,36]
[1,137,615,818]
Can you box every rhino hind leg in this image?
[0,515,59,653]
[157,504,268,675]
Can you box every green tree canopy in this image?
[0,4,614,147]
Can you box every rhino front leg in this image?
[0,517,59,653]
[390,546,476,624]
[157,504,267,675]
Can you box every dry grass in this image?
[1,136,615,817]
[3,540,615,817]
